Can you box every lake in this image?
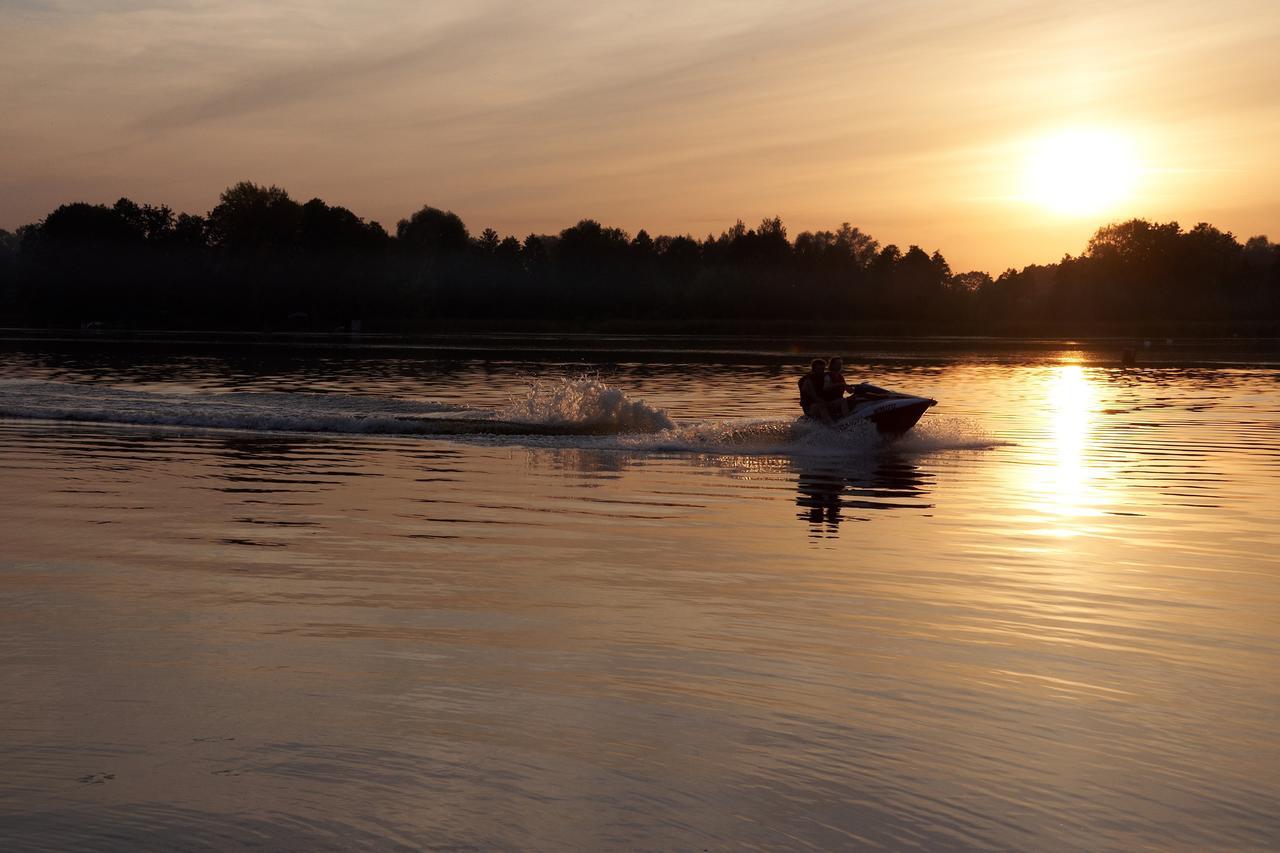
[1,337,1278,850]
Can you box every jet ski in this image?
[814,383,937,436]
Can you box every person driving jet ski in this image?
[822,357,852,416]
[798,358,836,422]
[800,357,936,434]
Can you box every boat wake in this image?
[0,378,1002,457]
[497,377,674,433]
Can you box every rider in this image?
[823,357,852,416]
[798,358,833,422]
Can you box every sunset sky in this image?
[1,0,1276,271]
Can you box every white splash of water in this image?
[894,415,1012,452]
[498,377,674,433]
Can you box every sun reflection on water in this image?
[1035,364,1102,535]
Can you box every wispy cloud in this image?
[1,0,1277,268]
[135,3,547,132]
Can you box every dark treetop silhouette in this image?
[1,181,1276,335]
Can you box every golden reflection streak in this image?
[1031,364,1103,537]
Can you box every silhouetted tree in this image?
[475,228,501,254]
[396,205,469,254]
[654,234,701,310]
[113,198,175,242]
[207,182,302,253]
[4,184,1276,334]
[37,202,141,246]
[497,235,522,261]
[169,213,208,249]
[0,229,17,315]
[298,198,388,252]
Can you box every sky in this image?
[1,0,1277,271]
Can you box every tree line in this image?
[1,181,1276,335]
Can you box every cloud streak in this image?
[134,3,549,132]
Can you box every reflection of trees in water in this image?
[1,345,478,391]
[794,455,933,539]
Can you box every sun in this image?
[1022,128,1139,217]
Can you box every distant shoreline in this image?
[3,327,1276,367]
[4,185,1276,340]
[4,316,1280,340]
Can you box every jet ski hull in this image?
[848,395,936,435]
[805,386,936,436]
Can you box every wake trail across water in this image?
[0,379,470,436]
[0,378,1001,457]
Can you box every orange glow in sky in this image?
[0,0,1276,271]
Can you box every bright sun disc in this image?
[1023,129,1138,217]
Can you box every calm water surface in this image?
[1,343,1278,850]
